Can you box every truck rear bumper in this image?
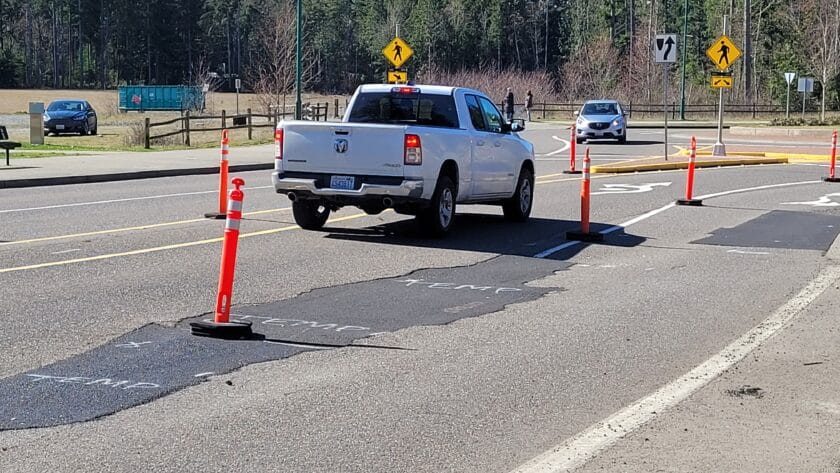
[272,172,424,200]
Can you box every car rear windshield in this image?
[347,92,459,128]
[47,101,86,112]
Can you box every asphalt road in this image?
[1,127,839,472]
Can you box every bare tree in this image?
[249,0,314,115]
[803,0,840,120]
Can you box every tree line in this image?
[0,0,837,114]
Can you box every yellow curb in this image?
[591,157,788,174]
[693,150,830,161]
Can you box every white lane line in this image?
[511,264,840,473]
[194,372,215,378]
[0,185,274,214]
[532,180,821,259]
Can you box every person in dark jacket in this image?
[504,87,514,121]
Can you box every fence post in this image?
[334,98,339,118]
[184,110,191,147]
[629,101,633,119]
[221,109,226,129]
[144,117,150,149]
[247,108,253,140]
[752,101,756,119]
[324,102,330,121]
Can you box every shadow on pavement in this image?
[321,213,647,259]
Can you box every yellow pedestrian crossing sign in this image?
[711,74,733,89]
[706,35,741,71]
[383,37,413,68]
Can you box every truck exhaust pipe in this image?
[382,197,394,208]
[287,192,298,202]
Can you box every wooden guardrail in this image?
[144,102,332,149]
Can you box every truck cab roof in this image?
[356,83,484,97]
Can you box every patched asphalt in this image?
[0,255,567,430]
[692,210,840,251]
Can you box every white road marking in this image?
[194,372,215,378]
[511,264,840,473]
[51,248,82,255]
[545,136,570,155]
[781,192,840,207]
[727,249,771,255]
[591,182,671,196]
[0,185,274,214]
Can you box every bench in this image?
[0,126,22,166]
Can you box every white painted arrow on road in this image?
[781,193,840,207]
[592,182,672,196]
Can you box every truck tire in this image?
[502,167,534,222]
[417,175,456,237]
[292,201,330,230]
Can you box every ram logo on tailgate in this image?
[334,139,348,154]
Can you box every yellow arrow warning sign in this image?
[706,35,741,71]
[387,70,408,84]
[383,37,413,69]
[711,74,733,89]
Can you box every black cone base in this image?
[562,170,583,174]
[204,212,227,219]
[190,320,253,340]
[823,177,840,182]
[566,230,604,242]
[676,198,703,206]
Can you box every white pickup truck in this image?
[272,84,535,236]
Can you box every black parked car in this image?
[44,100,98,136]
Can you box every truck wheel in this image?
[503,167,534,221]
[418,175,456,237]
[292,201,330,230]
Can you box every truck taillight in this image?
[404,134,422,165]
[274,129,284,160]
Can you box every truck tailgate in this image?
[282,122,406,177]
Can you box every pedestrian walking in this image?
[504,87,515,122]
[524,90,533,121]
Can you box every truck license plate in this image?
[330,175,355,190]
[56,124,65,130]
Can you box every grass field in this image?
[0,89,346,151]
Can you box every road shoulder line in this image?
[511,264,840,473]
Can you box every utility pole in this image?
[294,0,302,120]
[743,0,752,102]
[679,0,688,120]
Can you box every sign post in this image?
[655,34,677,161]
[784,72,796,118]
[705,16,740,157]
[235,78,241,114]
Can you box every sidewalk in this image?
[0,144,274,189]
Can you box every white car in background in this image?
[575,100,626,144]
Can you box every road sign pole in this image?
[663,63,669,160]
[679,0,689,120]
[294,0,302,120]
[712,15,728,157]
[786,83,791,119]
